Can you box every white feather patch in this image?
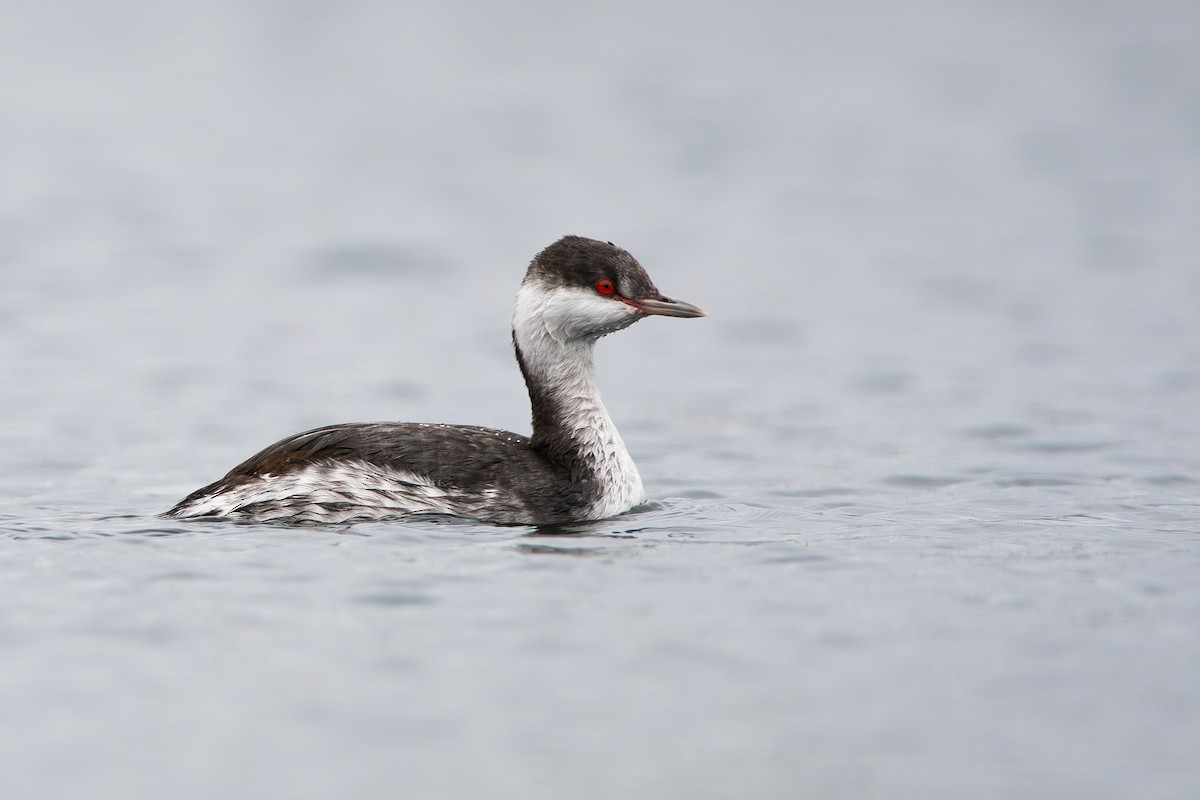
[173,461,467,524]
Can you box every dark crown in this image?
[524,236,659,299]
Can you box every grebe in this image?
[165,235,707,525]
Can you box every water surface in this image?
[2,1,1198,798]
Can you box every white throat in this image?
[512,282,645,517]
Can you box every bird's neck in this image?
[511,289,644,515]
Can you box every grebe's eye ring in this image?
[596,279,616,296]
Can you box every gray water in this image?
[2,1,1199,798]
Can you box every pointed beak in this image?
[626,296,708,318]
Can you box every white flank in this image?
[176,461,464,524]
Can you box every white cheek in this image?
[536,287,638,340]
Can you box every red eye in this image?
[596,279,616,296]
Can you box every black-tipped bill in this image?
[627,296,708,318]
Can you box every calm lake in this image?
[2,1,1198,798]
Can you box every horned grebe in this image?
[165,235,707,525]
